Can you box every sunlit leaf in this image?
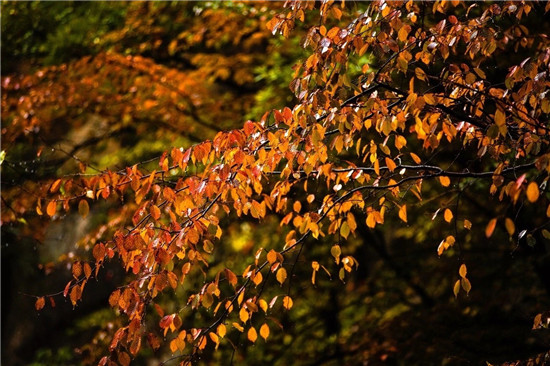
[247,327,257,343]
[276,267,287,285]
[260,323,270,341]
[526,182,539,202]
[485,218,497,238]
[398,205,407,223]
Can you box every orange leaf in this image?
[505,218,515,236]
[35,297,46,311]
[260,323,270,341]
[283,295,293,310]
[485,218,497,238]
[150,205,161,220]
[398,205,407,223]
[526,182,539,203]
[276,267,287,285]
[239,307,249,323]
[46,201,57,217]
[461,278,472,294]
[410,152,421,164]
[459,264,467,278]
[247,327,257,343]
[217,323,226,338]
[439,176,451,187]
[267,250,277,265]
[50,179,62,193]
[444,209,453,223]
[453,280,461,297]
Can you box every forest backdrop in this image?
[1,1,550,365]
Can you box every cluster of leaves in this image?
[2,1,550,365]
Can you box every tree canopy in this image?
[2,1,550,365]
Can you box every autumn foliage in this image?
[2,1,550,365]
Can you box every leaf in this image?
[453,280,461,297]
[526,182,539,202]
[398,205,407,223]
[46,201,57,217]
[78,199,89,218]
[459,264,467,278]
[485,218,497,238]
[93,243,106,262]
[340,221,350,239]
[276,267,287,285]
[150,205,161,220]
[267,249,277,264]
[35,297,46,311]
[217,323,227,338]
[239,307,249,323]
[494,109,506,126]
[247,327,257,343]
[259,323,270,341]
[439,176,451,187]
[331,245,341,264]
[410,152,422,164]
[72,262,82,278]
[464,219,472,230]
[461,278,472,294]
[505,218,515,236]
[50,179,62,193]
[225,269,238,287]
[282,296,293,310]
[444,209,453,223]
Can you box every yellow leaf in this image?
[260,323,270,341]
[232,322,244,332]
[439,176,451,187]
[398,204,407,223]
[366,213,376,228]
[485,218,497,238]
[259,299,268,313]
[46,201,57,217]
[444,209,453,223]
[253,271,263,286]
[464,219,472,230]
[459,264,467,278]
[453,280,461,297]
[78,200,89,218]
[293,201,301,213]
[276,267,287,285]
[247,327,257,343]
[282,295,293,310]
[217,323,226,338]
[239,307,249,323]
[526,182,539,203]
[505,218,515,236]
[461,278,472,294]
[547,204,550,217]
[209,332,219,345]
[415,67,426,81]
[340,221,350,239]
[331,245,341,264]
